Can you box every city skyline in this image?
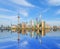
[0,0,60,26]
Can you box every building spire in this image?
[17,10,20,25]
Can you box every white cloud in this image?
[46,0,60,6]
[42,8,49,13]
[0,15,18,25]
[20,9,28,17]
[0,15,17,20]
[56,10,60,15]
[0,7,28,17]
[0,8,14,13]
[10,0,35,7]
[53,9,60,16]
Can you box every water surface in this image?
[0,30,60,49]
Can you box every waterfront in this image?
[0,30,60,49]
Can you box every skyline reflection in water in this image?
[0,29,60,49]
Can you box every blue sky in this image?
[0,0,60,26]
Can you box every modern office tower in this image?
[42,21,45,37]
